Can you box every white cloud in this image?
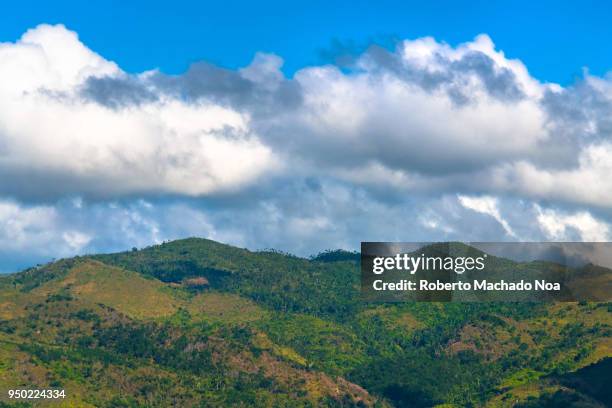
[2,23,611,211]
[291,55,548,174]
[0,200,91,268]
[62,231,92,251]
[535,205,610,242]
[458,195,517,238]
[495,143,612,208]
[398,34,543,98]
[0,24,278,199]
[0,24,119,95]
[1,24,612,270]
[0,201,58,251]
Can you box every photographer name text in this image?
[372,279,561,291]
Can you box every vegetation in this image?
[0,238,609,407]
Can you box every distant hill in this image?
[0,238,610,407]
[311,249,361,263]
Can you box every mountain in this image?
[0,238,610,407]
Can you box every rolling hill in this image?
[0,238,610,407]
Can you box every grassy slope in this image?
[0,238,609,407]
[0,255,379,407]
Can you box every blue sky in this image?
[1,2,612,272]
[2,0,612,83]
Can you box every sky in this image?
[2,0,612,83]
[1,2,612,271]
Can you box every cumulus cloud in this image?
[494,142,612,208]
[0,24,278,200]
[0,24,611,270]
[1,24,606,204]
[535,205,611,242]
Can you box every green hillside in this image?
[0,238,610,407]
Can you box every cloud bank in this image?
[1,24,611,271]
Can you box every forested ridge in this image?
[0,238,609,407]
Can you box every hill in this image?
[0,238,610,407]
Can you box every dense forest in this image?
[0,238,610,407]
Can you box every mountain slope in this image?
[0,238,609,407]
